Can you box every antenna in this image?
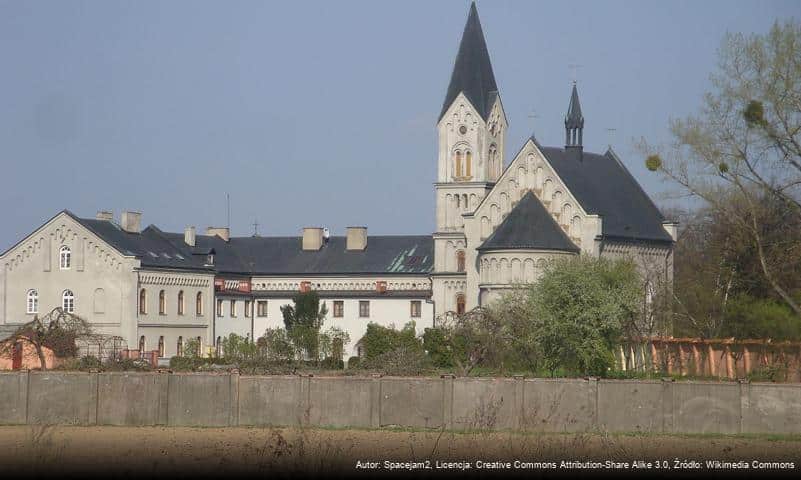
[252,219,260,237]
[226,193,230,230]
[527,108,540,137]
[605,127,617,148]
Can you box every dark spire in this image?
[565,82,584,148]
[439,2,498,121]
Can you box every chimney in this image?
[184,226,196,247]
[302,227,324,251]
[346,227,367,251]
[96,210,113,222]
[120,211,142,233]
[206,227,230,242]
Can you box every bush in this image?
[169,356,207,371]
[346,356,361,369]
[720,295,801,341]
[360,347,431,376]
[360,322,422,361]
[104,357,151,372]
[320,357,345,370]
[78,355,102,370]
[422,327,453,368]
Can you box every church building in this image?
[0,3,675,360]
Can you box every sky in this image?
[1,0,799,250]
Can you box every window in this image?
[230,300,236,317]
[196,336,202,357]
[465,151,472,177]
[26,289,38,314]
[196,292,203,316]
[333,300,344,318]
[456,294,466,315]
[215,336,222,357]
[158,290,166,315]
[139,289,147,314]
[177,291,185,315]
[359,300,370,318]
[257,300,268,317]
[454,151,463,177]
[158,336,165,357]
[177,336,183,357]
[59,246,71,269]
[245,300,251,318]
[93,288,105,314]
[456,250,466,273]
[410,300,421,318]
[62,290,74,313]
[216,299,223,316]
[139,336,146,354]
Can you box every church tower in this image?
[432,2,506,317]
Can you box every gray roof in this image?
[67,211,433,276]
[478,191,579,253]
[439,2,498,121]
[537,143,673,243]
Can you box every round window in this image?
[458,125,467,135]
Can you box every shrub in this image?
[78,355,102,370]
[360,322,422,361]
[720,295,801,341]
[320,357,345,370]
[346,356,361,369]
[422,327,453,368]
[104,357,151,372]
[360,346,431,376]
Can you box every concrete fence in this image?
[1,372,800,434]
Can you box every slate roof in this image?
[439,2,498,121]
[537,143,673,243]
[478,191,579,252]
[66,211,434,275]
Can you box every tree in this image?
[507,256,642,377]
[359,322,421,361]
[280,291,328,361]
[0,307,92,370]
[641,20,801,316]
[430,307,508,376]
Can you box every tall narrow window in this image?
[465,151,472,177]
[177,290,185,316]
[62,290,74,313]
[215,337,222,357]
[139,336,146,354]
[456,250,466,273]
[158,336,165,357]
[177,336,183,357]
[245,300,251,318]
[230,300,236,317]
[257,300,268,317]
[59,246,71,270]
[26,289,38,314]
[216,299,223,316]
[196,292,203,316]
[333,300,344,318]
[139,288,147,314]
[456,294,466,315]
[196,336,202,357]
[359,300,370,318]
[158,290,166,315]
[410,300,421,318]
[454,151,463,177]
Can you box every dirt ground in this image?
[0,425,799,477]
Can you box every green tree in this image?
[509,256,642,377]
[359,322,421,361]
[641,20,801,317]
[430,308,508,376]
[280,291,328,361]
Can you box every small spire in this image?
[565,83,584,149]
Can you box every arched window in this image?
[59,246,71,269]
[26,289,38,314]
[215,336,222,357]
[454,151,463,178]
[465,151,472,177]
[139,289,147,314]
[177,290,185,316]
[158,290,166,315]
[139,336,146,354]
[93,288,105,314]
[196,292,203,316]
[177,336,183,357]
[456,250,466,273]
[456,294,466,315]
[158,336,165,357]
[62,290,74,313]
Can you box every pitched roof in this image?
[565,83,584,129]
[537,143,673,243]
[67,212,434,276]
[439,2,498,121]
[477,191,580,252]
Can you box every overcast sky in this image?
[1,0,798,249]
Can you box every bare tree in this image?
[0,307,92,370]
